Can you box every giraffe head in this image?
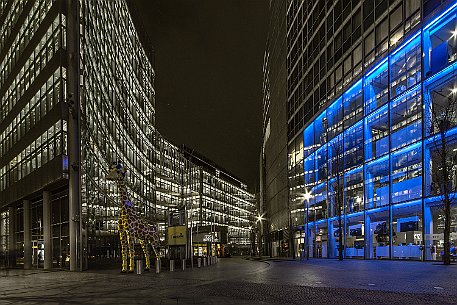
[106,161,128,181]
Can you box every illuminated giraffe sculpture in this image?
[106,161,160,273]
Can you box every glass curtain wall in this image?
[80,0,156,262]
[0,0,68,268]
[302,3,457,261]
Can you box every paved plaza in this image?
[0,258,456,304]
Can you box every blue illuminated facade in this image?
[302,2,457,261]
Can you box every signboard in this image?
[194,232,220,243]
[167,226,187,246]
[203,233,219,242]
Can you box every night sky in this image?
[131,0,269,192]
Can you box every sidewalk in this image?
[0,258,456,305]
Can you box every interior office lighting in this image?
[391,32,420,56]
[365,58,388,78]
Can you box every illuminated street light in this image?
[256,214,265,223]
[303,191,312,201]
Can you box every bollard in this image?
[136,260,143,275]
[155,258,160,274]
[203,257,207,267]
[182,259,186,271]
[197,257,201,268]
[170,259,175,272]
[208,256,211,266]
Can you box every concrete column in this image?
[43,191,52,270]
[23,200,32,269]
[67,0,81,272]
[8,207,15,267]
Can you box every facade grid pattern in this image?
[293,2,457,261]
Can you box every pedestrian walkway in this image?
[0,258,455,304]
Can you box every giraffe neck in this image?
[117,179,130,210]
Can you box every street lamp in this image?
[256,214,265,223]
[303,191,312,260]
[256,214,265,257]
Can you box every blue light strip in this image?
[428,15,456,36]
[366,154,389,168]
[365,58,388,78]
[391,141,422,157]
[424,1,457,31]
[391,32,421,56]
[390,83,421,105]
[346,211,364,218]
[366,103,388,120]
[345,165,363,176]
[314,143,327,155]
[316,111,326,121]
[424,125,457,145]
[366,205,389,214]
[345,79,363,95]
[344,119,363,133]
[392,199,421,210]
[424,191,457,204]
[313,181,326,190]
[424,60,457,86]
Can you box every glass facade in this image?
[0,0,68,268]
[80,0,157,261]
[300,2,457,261]
[1,0,256,269]
[182,148,256,257]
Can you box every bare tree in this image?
[428,88,457,265]
[329,137,344,261]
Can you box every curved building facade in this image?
[80,0,156,263]
[1,0,256,270]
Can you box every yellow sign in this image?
[167,226,187,246]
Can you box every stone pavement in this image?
[0,258,456,304]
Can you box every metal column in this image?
[23,200,32,269]
[43,191,52,270]
[7,207,15,268]
[67,0,81,272]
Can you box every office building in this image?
[262,0,457,260]
[0,0,256,270]
[181,146,256,257]
[260,0,289,257]
[0,0,156,270]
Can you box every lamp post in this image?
[256,214,265,257]
[303,192,312,260]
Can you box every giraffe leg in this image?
[128,235,135,273]
[151,233,160,259]
[140,240,150,271]
[120,231,128,273]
